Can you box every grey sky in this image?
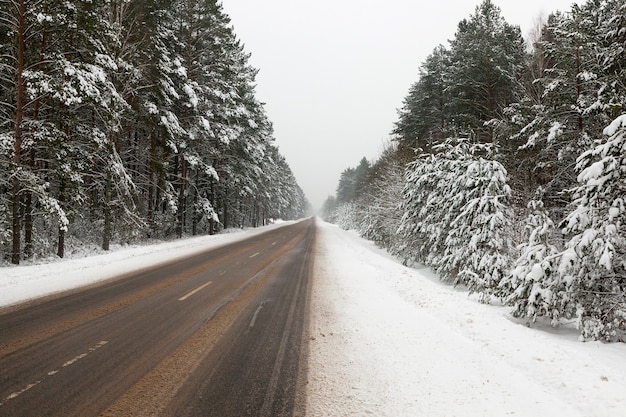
[221,0,577,211]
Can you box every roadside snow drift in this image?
[0,223,291,308]
[306,220,626,417]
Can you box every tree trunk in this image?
[11,181,21,264]
[191,171,198,236]
[103,168,112,250]
[57,181,65,258]
[222,187,229,231]
[11,0,27,265]
[575,45,584,133]
[485,74,494,143]
[24,164,33,258]
[57,228,65,258]
[24,13,46,260]
[176,156,186,238]
[147,132,156,232]
[209,179,217,234]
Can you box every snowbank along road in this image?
[0,219,315,417]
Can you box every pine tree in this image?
[558,115,626,341]
[1,0,29,263]
[397,148,453,266]
[393,45,450,151]
[512,2,613,221]
[357,144,408,249]
[497,0,626,337]
[0,0,307,262]
[446,0,526,142]
[498,192,561,321]
[438,143,512,300]
[397,140,512,300]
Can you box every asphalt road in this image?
[0,218,315,417]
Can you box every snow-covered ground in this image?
[306,220,626,417]
[0,221,293,307]
[2,219,625,416]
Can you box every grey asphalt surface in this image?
[0,218,315,417]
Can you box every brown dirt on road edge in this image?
[292,227,316,417]
[99,261,280,417]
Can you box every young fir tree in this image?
[438,143,512,301]
[357,144,408,249]
[558,115,626,341]
[398,140,512,300]
[498,192,561,322]
[499,0,626,334]
[397,140,471,268]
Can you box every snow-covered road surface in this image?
[306,220,626,417]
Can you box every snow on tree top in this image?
[603,114,626,137]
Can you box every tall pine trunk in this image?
[103,168,112,250]
[23,151,34,258]
[11,0,27,264]
[191,171,198,236]
[575,45,584,133]
[57,180,65,258]
[222,185,229,231]
[176,156,186,238]
[147,132,156,233]
[209,179,217,234]
[25,5,48,259]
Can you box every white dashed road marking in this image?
[178,281,213,301]
[0,341,108,407]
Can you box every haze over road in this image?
[0,219,315,417]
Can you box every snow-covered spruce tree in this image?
[445,0,526,143]
[252,144,306,225]
[331,202,359,231]
[329,157,372,231]
[397,140,472,268]
[509,1,616,226]
[397,151,447,265]
[393,45,451,152]
[439,143,512,301]
[0,0,130,260]
[263,149,308,221]
[558,115,626,341]
[319,196,337,222]
[113,0,184,238]
[498,192,561,321]
[356,144,407,249]
[398,140,512,300]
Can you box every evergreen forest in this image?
[323,0,626,342]
[1,0,309,265]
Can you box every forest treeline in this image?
[1,0,309,265]
[322,0,626,341]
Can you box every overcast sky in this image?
[221,0,577,211]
